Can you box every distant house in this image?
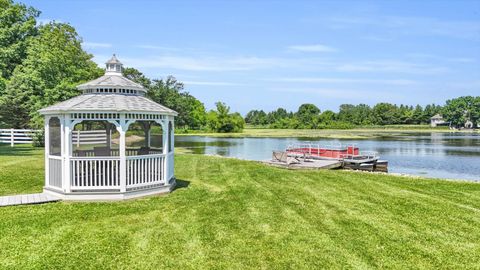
[430,114,446,127]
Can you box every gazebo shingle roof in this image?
[39,94,177,115]
[77,74,145,91]
[106,54,121,64]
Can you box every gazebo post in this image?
[44,116,51,189]
[169,118,175,152]
[169,117,175,182]
[118,115,127,192]
[63,115,72,193]
[162,119,169,184]
[59,115,66,191]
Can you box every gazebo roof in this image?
[39,94,177,115]
[106,54,121,64]
[77,74,146,92]
[39,54,177,116]
[431,114,443,120]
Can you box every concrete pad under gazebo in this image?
[39,55,178,200]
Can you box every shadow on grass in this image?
[174,179,190,190]
[0,144,42,156]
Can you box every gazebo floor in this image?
[0,193,61,207]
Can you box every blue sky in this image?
[25,0,480,114]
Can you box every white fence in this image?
[0,129,38,146]
[72,130,108,147]
[0,128,108,147]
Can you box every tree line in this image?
[0,0,244,133]
[245,96,480,129]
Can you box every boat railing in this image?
[361,151,378,159]
[287,142,357,152]
[342,150,378,160]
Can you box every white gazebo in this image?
[39,55,177,200]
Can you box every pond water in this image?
[176,133,480,181]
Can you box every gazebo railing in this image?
[63,154,169,191]
[48,156,63,189]
[70,157,121,190]
[126,154,165,189]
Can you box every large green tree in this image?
[372,103,398,125]
[123,67,151,89]
[0,0,40,127]
[412,105,424,124]
[296,103,320,128]
[146,76,206,129]
[338,104,372,125]
[266,108,290,124]
[0,22,102,128]
[245,109,267,125]
[207,102,244,132]
[0,0,39,80]
[443,96,480,127]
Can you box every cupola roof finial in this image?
[105,53,123,75]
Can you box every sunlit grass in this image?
[1,144,480,268]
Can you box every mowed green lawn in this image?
[1,145,480,269]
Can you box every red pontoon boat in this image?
[286,142,359,159]
[285,142,388,172]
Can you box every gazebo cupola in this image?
[39,54,178,200]
[105,54,123,75]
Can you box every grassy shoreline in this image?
[1,144,480,268]
[177,127,478,139]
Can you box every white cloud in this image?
[136,45,179,51]
[335,60,449,75]
[83,42,112,49]
[269,87,400,100]
[406,53,476,63]
[288,44,338,52]
[448,80,480,89]
[327,15,480,39]
[93,52,449,76]
[274,77,416,85]
[121,55,286,71]
[447,58,476,63]
[183,81,241,86]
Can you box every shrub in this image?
[32,129,45,147]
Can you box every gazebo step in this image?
[0,193,61,207]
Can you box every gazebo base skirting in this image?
[44,182,175,201]
[44,152,176,200]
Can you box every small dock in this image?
[266,150,388,172]
[263,159,343,170]
[0,193,61,207]
[265,151,343,170]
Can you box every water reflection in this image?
[176,133,480,181]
